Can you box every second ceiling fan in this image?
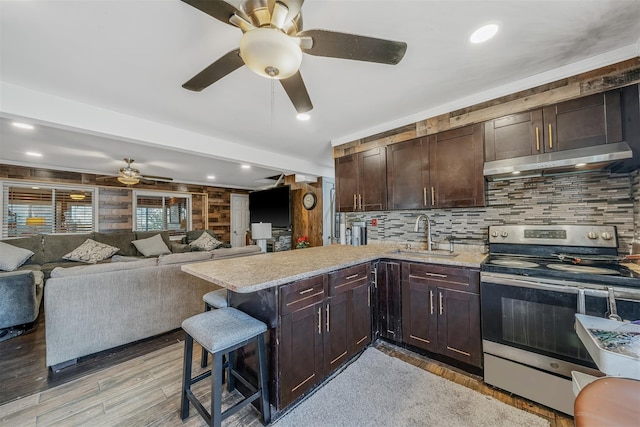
[180,0,408,114]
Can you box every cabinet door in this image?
[324,292,350,374]
[349,282,372,354]
[280,302,324,407]
[359,147,387,211]
[335,154,358,212]
[484,110,543,161]
[429,123,485,208]
[437,288,482,368]
[542,91,623,152]
[401,281,437,352]
[377,261,402,342]
[386,138,430,209]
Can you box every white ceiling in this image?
[1,0,639,189]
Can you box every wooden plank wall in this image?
[284,175,323,248]
[0,164,248,242]
[333,57,640,158]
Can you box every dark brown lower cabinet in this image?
[279,263,372,408]
[401,262,482,368]
[280,300,324,407]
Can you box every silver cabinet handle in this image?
[439,292,443,315]
[429,290,434,315]
[326,304,330,332]
[424,272,447,278]
[318,306,321,335]
[353,194,357,211]
[423,187,427,206]
[359,194,363,210]
[299,288,314,295]
[431,187,435,206]
[346,274,359,280]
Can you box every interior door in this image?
[230,194,249,247]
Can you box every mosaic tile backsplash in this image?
[346,171,637,254]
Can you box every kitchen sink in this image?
[388,249,458,258]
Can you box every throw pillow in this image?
[132,233,171,257]
[63,239,119,264]
[0,241,35,271]
[189,231,224,251]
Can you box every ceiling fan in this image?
[98,158,174,186]
[180,0,408,114]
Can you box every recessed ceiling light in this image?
[575,163,587,167]
[296,113,311,121]
[32,187,40,190]
[207,175,216,180]
[469,24,499,44]
[26,151,42,157]
[512,171,521,175]
[241,164,251,169]
[12,122,35,130]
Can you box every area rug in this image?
[273,347,550,427]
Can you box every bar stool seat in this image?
[203,288,228,310]
[201,288,229,368]
[181,308,270,427]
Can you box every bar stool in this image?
[180,308,270,427]
[201,288,228,368]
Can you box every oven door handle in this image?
[481,273,607,297]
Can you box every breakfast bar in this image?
[181,244,486,414]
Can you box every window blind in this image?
[2,183,95,238]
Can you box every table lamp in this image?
[251,223,272,253]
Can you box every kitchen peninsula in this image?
[181,244,486,413]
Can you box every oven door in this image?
[481,272,640,377]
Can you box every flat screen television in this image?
[249,185,291,228]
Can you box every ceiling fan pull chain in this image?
[271,77,275,125]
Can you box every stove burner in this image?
[547,264,620,275]
[490,259,540,268]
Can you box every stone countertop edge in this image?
[181,245,487,293]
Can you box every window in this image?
[2,183,97,238]
[133,191,190,235]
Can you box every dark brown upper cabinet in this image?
[485,90,623,162]
[335,147,387,212]
[387,123,485,209]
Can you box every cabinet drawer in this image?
[328,263,370,295]
[280,275,327,314]
[402,262,479,293]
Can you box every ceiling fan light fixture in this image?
[117,176,140,185]
[69,193,86,200]
[240,28,302,79]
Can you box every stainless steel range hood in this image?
[483,141,633,180]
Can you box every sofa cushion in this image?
[0,241,34,271]
[189,232,224,251]
[132,234,171,257]
[50,258,158,278]
[63,239,120,264]
[111,255,142,262]
[0,236,44,265]
[157,251,213,266]
[186,230,221,244]
[211,245,262,260]
[43,233,95,263]
[93,232,138,257]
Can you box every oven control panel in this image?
[488,225,618,247]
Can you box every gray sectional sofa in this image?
[0,230,261,369]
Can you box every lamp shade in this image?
[251,223,272,240]
[118,176,139,185]
[26,217,46,226]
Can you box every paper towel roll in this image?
[339,224,346,245]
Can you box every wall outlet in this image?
[371,219,378,226]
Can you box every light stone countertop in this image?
[181,244,487,293]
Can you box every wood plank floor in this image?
[0,308,574,426]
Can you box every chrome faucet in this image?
[414,214,433,251]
